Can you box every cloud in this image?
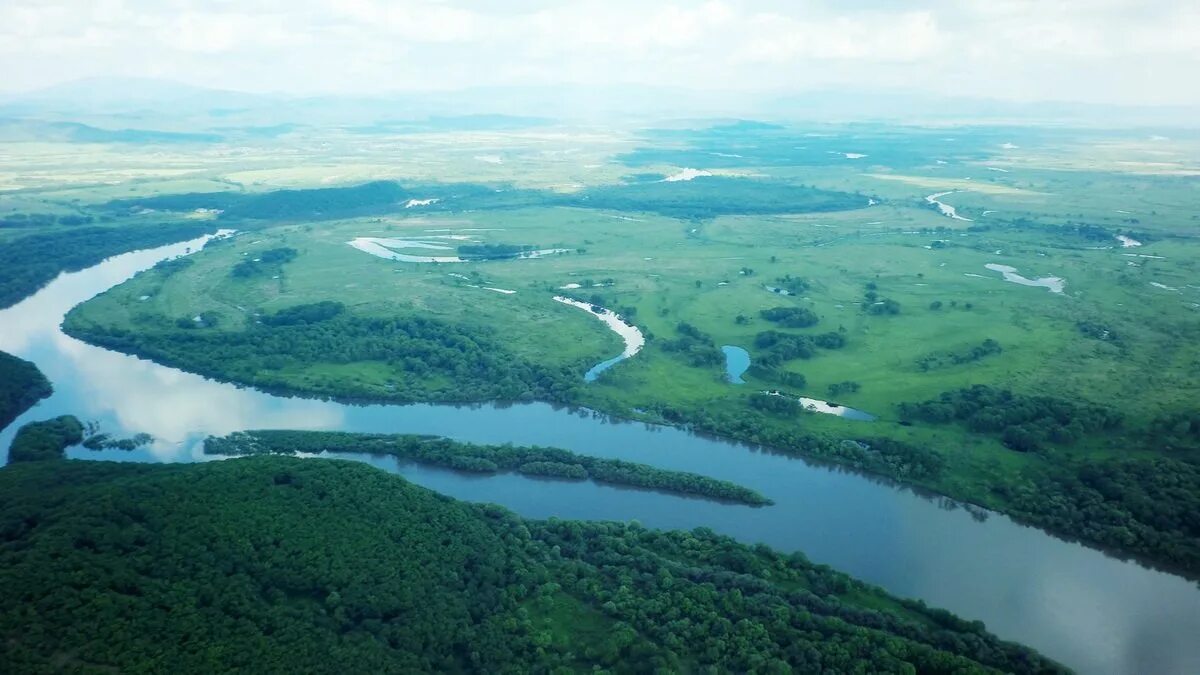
[0,0,1197,105]
[733,10,943,63]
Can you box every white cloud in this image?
[735,10,942,63]
[0,0,1197,105]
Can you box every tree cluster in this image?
[231,247,298,278]
[0,222,212,309]
[262,300,345,327]
[0,351,52,431]
[754,329,846,367]
[204,430,771,506]
[827,381,861,396]
[760,306,819,328]
[771,274,810,295]
[746,365,807,389]
[897,385,1121,452]
[862,282,901,316]
[0,212,93,229]
[993,455,1200,574]
[566,177,863,220]
[659,322,724,367]
[457,243,539,260]
[65,312,582,406]
[1077,320,1119,344]
[748,392,801,416]
[7,415,83,463]
[915,339,1002,372]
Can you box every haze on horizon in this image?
[1,0,1198,109]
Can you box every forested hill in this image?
[0,457,1063,673]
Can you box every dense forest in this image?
[897,385,1122,452]
[0,351,52,430]
[566,176,864,219]
[64,312,582,405]
[0,222,213,308]
[0,212,94,229]
[7,415,83,463]
[996,455,1200,573]
[1151,410,1200,452]
[103,181,548,222]
[204,430,771,506]
[617,124,981,170]
[105,181,412,220]
[0,456,1062,673]
[83,176,866,232]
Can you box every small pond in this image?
[721,345,750,384]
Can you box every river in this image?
[1,237,1198,674]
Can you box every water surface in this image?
[552,296,645,382]
[985,263,1066,293]
[720,345,750,384]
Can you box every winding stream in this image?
[985,263,1067,293]
[721,345,750,384]
[925,191,973,221]
[1,238,1199,674]
[552,296,645,381]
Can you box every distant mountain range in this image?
[1,77,1196,135]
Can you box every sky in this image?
[1,0,1198,106]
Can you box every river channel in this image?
[1,236,1197,674]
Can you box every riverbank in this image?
[60,298,1200,579]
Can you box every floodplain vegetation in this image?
[42,121,1200,577]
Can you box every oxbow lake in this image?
[720,345,750,384]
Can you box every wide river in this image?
[1,237,1198,674]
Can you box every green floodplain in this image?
[36,121,1200,576]
[2,118,1199,672]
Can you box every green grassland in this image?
[38,122,1200,574]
